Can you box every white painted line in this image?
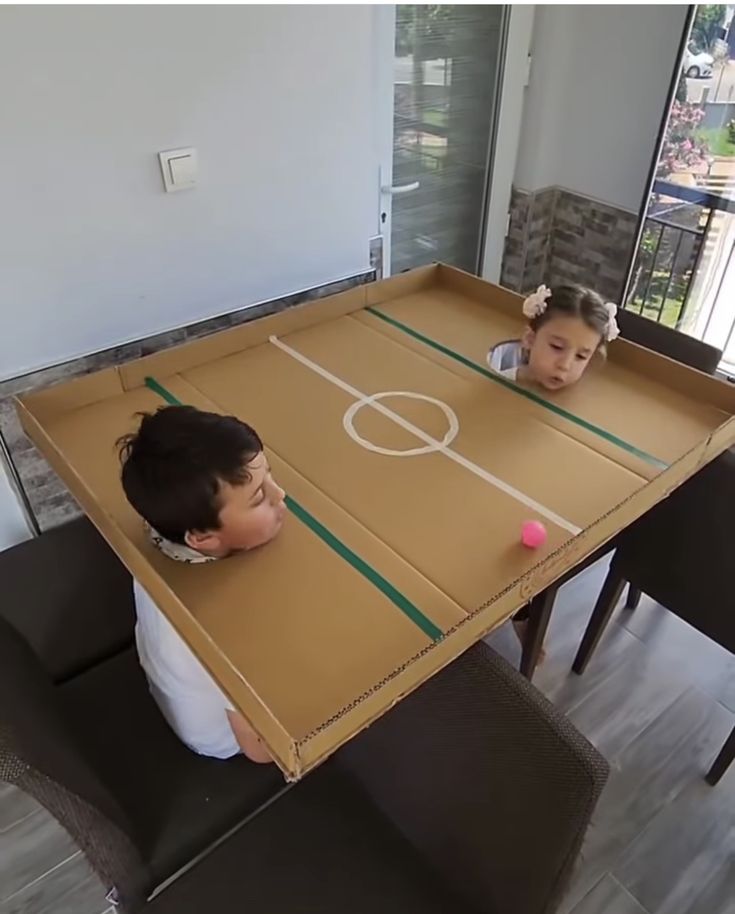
[269,335,581,536]
[344,391,459,457]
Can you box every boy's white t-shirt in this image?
[134,580,239,759]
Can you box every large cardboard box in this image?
[17,265,735,778]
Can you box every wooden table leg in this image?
[572,566,625,675]
[625,584,642,610]
[706,725,735,786]
[520,587,556,680]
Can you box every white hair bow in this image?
[605,302,620,342]
[522,285,552,319]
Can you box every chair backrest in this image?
[338,641,608,914]
[0,517,135,683]
[618,308,722,374]
[616,448,735,652]
[0,614,148,909]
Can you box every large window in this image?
[626,4,735,373]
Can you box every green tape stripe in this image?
[144,376,443,642]
[283,495,443,641]
[145,376,182,406]
[365,307,668,471]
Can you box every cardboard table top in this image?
[18,265,735,777]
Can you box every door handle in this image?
[381,181,420,195]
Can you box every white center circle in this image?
[343,391,459,457]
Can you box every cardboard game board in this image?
[17,265,735,778]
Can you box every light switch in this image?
[158,147,197,193]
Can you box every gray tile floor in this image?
[486,562,735,914]
[0,793,111,914]
[1,559,733,913]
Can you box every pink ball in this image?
[521,520,547,549]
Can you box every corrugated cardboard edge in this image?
[291,415,735,776]
[19,367,126,424]
[121,283,380,391]
[16,263,735,778]
[13,281,441,778]
[15,396,300,778]
[15,288,359,417]
[364,263,441,306]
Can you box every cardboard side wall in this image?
[16,265,735,778]
[436,264,735,413]
[16,397,299,773]
[119,286,368,391]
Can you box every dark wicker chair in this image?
[0,520,608,913]
[616,307,722,375]
[616,308,723,607]
[0,516,135,681]
[0,518,285,907]
[337,641,609,914]
[573,448,735,785]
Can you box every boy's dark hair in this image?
[118,406,263,544]
[530,284,610,354]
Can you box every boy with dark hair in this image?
[118,406,286,763]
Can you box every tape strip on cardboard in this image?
[143,376,444,642]
[366,306,669,471]
[268,334,581,536]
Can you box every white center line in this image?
[269,335,581,536]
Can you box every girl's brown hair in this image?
[529,284,611,353]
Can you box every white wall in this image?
[0,6,378,380]
[515,5,689,212]
[0,461,32,550]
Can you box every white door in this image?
[373,5,533,281]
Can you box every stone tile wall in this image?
[522,187,557,292]
[498,186,529,291]
[1,272,373,532]
[549,190,639,303]
[501,186,639,304]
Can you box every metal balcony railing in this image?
[625,180,735,363]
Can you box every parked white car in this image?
[684,45,714,78]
